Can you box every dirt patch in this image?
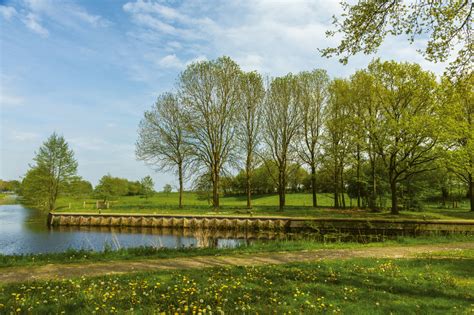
[0,243,472,284]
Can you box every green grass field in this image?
[1,249,472,314]
[52,192,474,220]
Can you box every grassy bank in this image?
[1,234,473,268]
[0,193,17,205]
[51,192,474,220]
[1,249,472,314]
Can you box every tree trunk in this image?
[340,164,346,209]
[212,166,219,210]
[278,168,286,210]
[469,174,473,212]
[369,156,377,211]
[356,145,361,208]
[390,178,399,215]
[334,163,339,208]
[178,163,183,209]
[246,155,252,209]
[311,164,317,207]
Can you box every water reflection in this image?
[0,204,269,255]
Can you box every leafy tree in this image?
[0,180,20,192]
[21,133,78,210]
[140,176,155,199]
[94,174,129,201]
[67,177,93,197]
[127,181,142,196]
[237,71,265,208]
[180,57,241,209]
[322,0,473,76]
[162,184,172,194]
[440,73,474,211]
[296,69,329,207]
[324,79,353,208]
[368,60,439,214]
[137,92,191,208]
[262,74,301,210]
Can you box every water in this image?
[0,204,250,255]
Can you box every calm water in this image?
[0,204,250,255]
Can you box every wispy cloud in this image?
[10,131,41,142]
[22,12,49,37]
[0,5,17,20]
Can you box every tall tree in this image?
[324,79,353,208]
[136,92,190,208]
[179,56,241,209]
[297,69,329,207]
[21,133,78,211]
[350,70,380,210]
[440,73,474,211]
[322,0,473,76]
[262,74,301,210]
[237,71,265,209]
[368,60,439,214]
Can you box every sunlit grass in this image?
[52,192,474,220]
[1,252,472,314]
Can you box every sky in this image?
[0,0,449,190]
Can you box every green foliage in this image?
[0,179,20,192]
[140,176,155,198]
[94,174,129,201]
[322,1,473,76]
[20,133,78,210]
[162,183,172,194]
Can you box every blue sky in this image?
[0,0,449,190]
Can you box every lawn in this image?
[52,192,474,220]
[1,249,472,314]
[2,234,473,269]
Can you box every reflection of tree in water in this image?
[52,225,290,248]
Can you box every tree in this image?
[324,79,353,208]
[237,71,265,208]
[140,176,155,199]
[21,133,78,210]
[162,184,173,194]
[94,174,129,201]
[262,74,301,210]
[368,60,439,214]
[322,0,473,76]
[179,56,241,209]
[440,73,474,211]
[136,92,191,208]
[297,69,329,207]
[67,177,93,197]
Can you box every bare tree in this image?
[237,71,265,209]
[262,74,301,210]
[136,92,190,208]
[297,69,329,208]
[179,57,241,209]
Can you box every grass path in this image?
[1,242,473,284]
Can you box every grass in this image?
[1,250,472,314]
[1,234,473,269]
[52,192,474,220]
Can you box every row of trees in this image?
[137,57,473,214]
[19,133,158,210]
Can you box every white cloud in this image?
[0,5,17,20]
[10,131,41,142]
[23,13,49,37]
[0,92,24,107]
[157,54,184,68]
[122,0,448,77]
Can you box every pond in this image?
[0,204,252,255]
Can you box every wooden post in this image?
[83,201,86,208]
[107,201,109,209]
[96,200,99,209]
[69,203,71,209]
